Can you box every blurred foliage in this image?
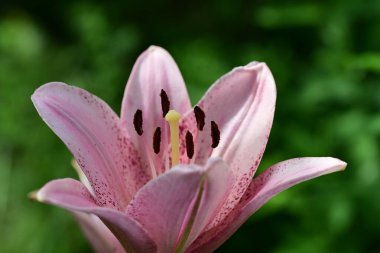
[0,0,379,252]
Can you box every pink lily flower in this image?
[31,46,346,253]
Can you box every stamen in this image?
[160,89,170,117]
[133,109,143,136]
[185,131,194,159]
[194,106,205,131]
[165,110,181,167]
[153,127,161,154]
[211,121,220,148]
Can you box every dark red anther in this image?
[160,89,170,117]
[194,106,205,131]
[185,131,194,159]
[133,109,143,136]
[211,121,220,148]
[153,127,161,154]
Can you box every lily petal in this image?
[71,160,124,252]
[181,158,234,251]
[126,159,232,253]
[32,82,150,209]
[184,62,276,228]
[72,212,125,253]
[126,164,203,253]
[188,157,347,253]
[34,178,157,253]
[121,46,192,175]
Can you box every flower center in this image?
[132,89,221,173]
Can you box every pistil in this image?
[165,109,181,167]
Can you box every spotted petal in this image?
[121,46,192,176]
[126,158,233,253]
[188,157,347,252]
[33,178,157,253]
[183,62,276,229]
[32,82,150,210]
[70,161,124,253]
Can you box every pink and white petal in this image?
[126,159,232,253]
[180,158,234,251]
[33,178,157,253]
[126,164,204,253]
[188,157,347,253]
[72,212,125,253]
[184,62,276,228]
[121,46,192,175]
[32,82,150,210]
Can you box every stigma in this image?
[165,110,181,167]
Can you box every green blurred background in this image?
[0,0,379,252]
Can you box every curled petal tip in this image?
[31,87,43,102]
[28,189,44,202]
[322,157,347,171]
[28,190,38,200]
[335,158,347,171]
[143,45,172,59]
[144,45,161,54]
[147,45,161,51]
[31,82,66,102]
[230,62,274,82]
[235,61,267,71]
